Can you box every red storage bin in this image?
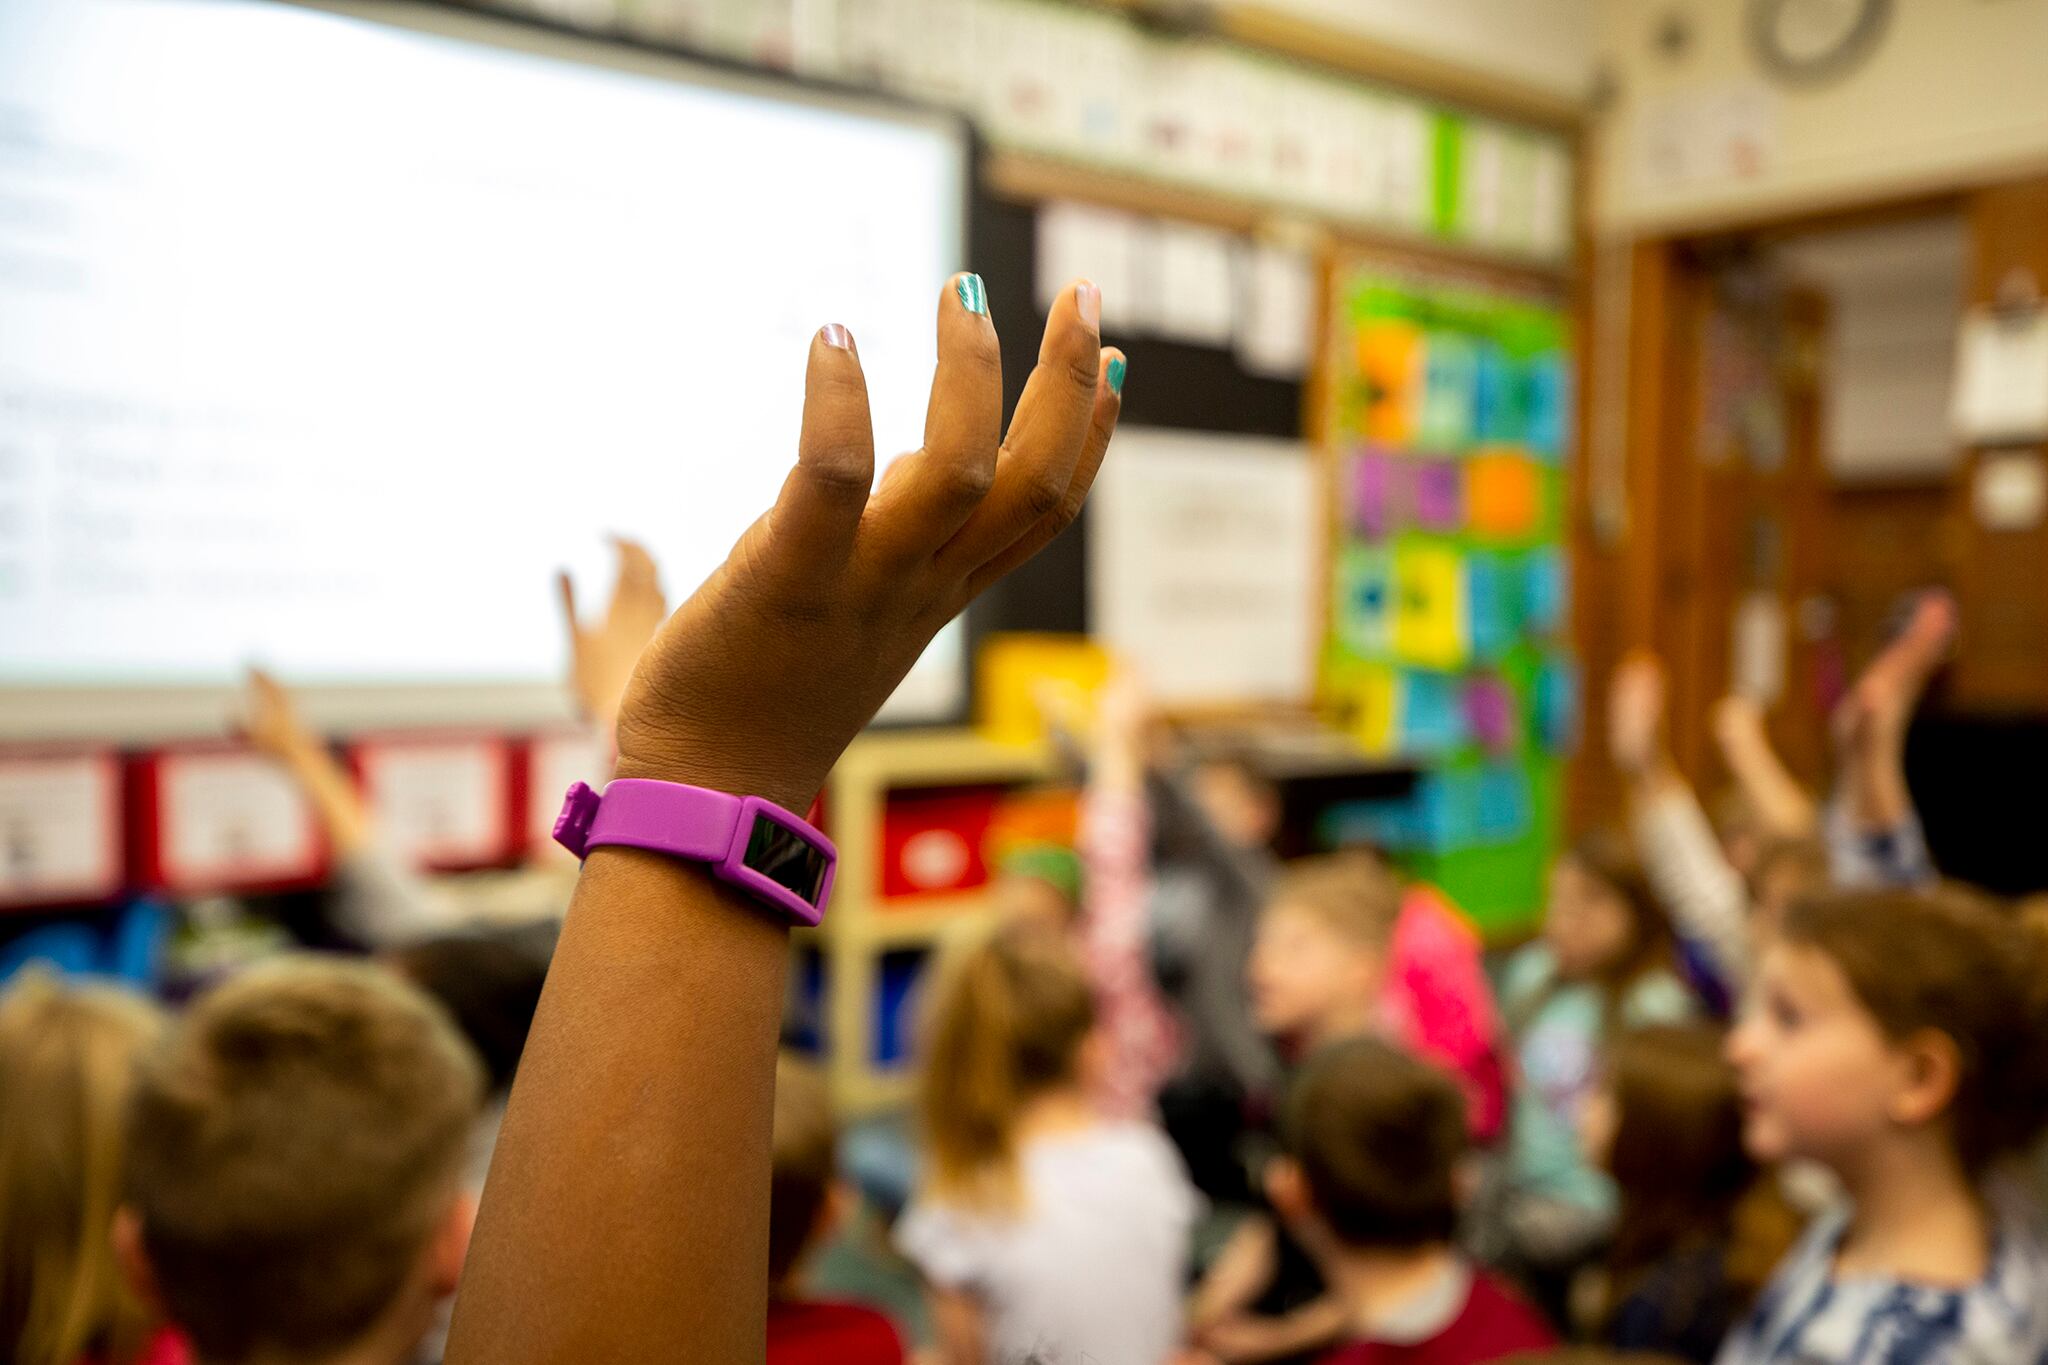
[879,786,1001,900]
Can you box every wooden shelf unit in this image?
[807,729,1057,1115]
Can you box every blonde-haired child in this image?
[897,921,1198,1365]
[0,971,176,1365]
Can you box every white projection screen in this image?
[0,0,971,740]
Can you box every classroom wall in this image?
[1774,216,1965,483]
[1256,0,1595,101]
[1592,0,2048,233]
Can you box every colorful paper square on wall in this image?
[1524,549,1566,636]
[1399,669,1465,754]
[1466,449,1542,542]
[1349,448,1396,537]
[1409,460,1463,531]
[1464,675,1519,753]
[1325,658,1401,755]
[1524,355,1569,460]
[1418,331,1477,452]
[1358,320,1424,446]
[1472,343,1519,443]
[1392,542,1468,670]
[1336,543,1395,658]
[1465,552,1518,661]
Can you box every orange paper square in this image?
[1357,321,1423,447]
[1466,450,1541,541]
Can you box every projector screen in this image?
[0,0,970,739]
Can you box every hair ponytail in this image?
[916,922,1095,1212]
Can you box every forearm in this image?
[278,737,375,858]
[1191,1217,1277,1328]
[445,846,789,1364]
[1837,742,1913,835]
[1627,766,1752,984]
[1209,1298,1348,1365]
[1715,709,1817,838]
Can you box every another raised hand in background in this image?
[1606,652,1753,990]
[240,669,452,944]
[558,536,667,737]
[242,667,373,859]
[1831,589,1956,836]
[1711,694,1818,842]
[447,276,1122,1365]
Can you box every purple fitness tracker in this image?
[553,779,836,926]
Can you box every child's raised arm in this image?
[445,277,1121,1365]
[1826,589,1953,888]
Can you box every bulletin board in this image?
[1316,263,1573,936]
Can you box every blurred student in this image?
[1578,1025,1801,1363]
[1481,835,1695,1295]
[1607,592,1954,995]
[119,957,483,1365]
[1264,1036,1554,1364]
[0,972,180,1365]
[1720,888,2048,1362]
[1192,853,1505,1364]
[767,1053,903,1365]
[897,922,1198,1365]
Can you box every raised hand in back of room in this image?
[1607,651,1670,778]
[610,278,1123,814]
[558,537,667,735]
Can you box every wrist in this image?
[611,724,822,818]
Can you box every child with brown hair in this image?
[118,956,484,1365]
[1577,1025,1801,1363]
[1191,854,1507,1363]
[1265,1036,1554,1364]
[767,1053,903,1364]
[1721,887,2048,1363]
[897,921,1198,1365]
[1485,834,1696,1286]
[0,972,177,1365]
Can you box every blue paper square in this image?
[1400,669,1465,753]
[1474,763,1533,842]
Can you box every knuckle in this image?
[938,457,997,506]
[1064,350,1102,392]
[1018,467,1068,521]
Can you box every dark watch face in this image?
[742,816,829,905]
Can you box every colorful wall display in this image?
[1319,270,1573,934]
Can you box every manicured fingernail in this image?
[1076,280,1101,330]
[820,323,853,350]
[956,273,988,316]
[1106,354,1126,394]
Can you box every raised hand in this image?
[445,276,1123,1365]
[558,537,667,732]
[611,275,1122,812]
[1607,651,1669,778]
[241,666,315,761]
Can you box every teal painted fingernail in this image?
[1107,355,1126,394]
[956,273,988,316]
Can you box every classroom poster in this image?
[1318,268,1572,935]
